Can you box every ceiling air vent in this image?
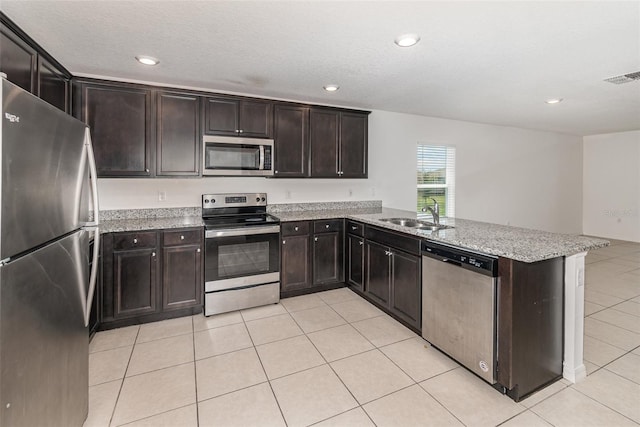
[604,71,640,84]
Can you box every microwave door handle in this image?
[259,145,265,170]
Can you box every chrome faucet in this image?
[421,197,440,224]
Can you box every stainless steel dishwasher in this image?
[421,241,499,384]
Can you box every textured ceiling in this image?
[3,1,639,136]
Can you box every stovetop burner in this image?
[201,193,279,230]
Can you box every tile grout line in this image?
[108,325,140,427]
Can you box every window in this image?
[417,144,456,218]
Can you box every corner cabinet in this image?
[100,227,203,330]
[204,96,273,138]
[1,12,71,112]
[309,109,368,178]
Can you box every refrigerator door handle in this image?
[85,128,100,226]
[84,227,100,327]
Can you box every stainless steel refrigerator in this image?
[0,78,99,426]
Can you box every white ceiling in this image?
[3,1,640,136]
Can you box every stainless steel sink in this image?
[379,218,453,231]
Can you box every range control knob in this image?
[204,199,209,203]
[261,197,266,202]
[256,197,261,202]
[211,199,215,203]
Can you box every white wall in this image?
[99,109,584,234]
[583,130,640,242]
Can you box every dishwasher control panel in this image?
[421,241,498,276]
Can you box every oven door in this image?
[202,136,273,176]
[205,225,280,292]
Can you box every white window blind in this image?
[417,144,456,218]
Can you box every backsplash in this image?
[99,207,201,221]
[267,200,382,213]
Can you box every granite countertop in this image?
[99,216,205,234]
[273,207,609,263]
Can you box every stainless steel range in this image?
[202,193,280,316]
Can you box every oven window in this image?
[205,144,260,170]
[218,241,270,277]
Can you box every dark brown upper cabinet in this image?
[309,108,368,178]
[273,104,309,177]
[204,96,273,138]
[37,56,70,113]
[0,22,36,93]
[156,91,200,176]
[1,13,71,112]
[76,80,154,177]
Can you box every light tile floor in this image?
[85,239,640,427]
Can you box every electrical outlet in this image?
[158,191,166,201]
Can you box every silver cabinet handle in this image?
[152,252,156,257]
[239,129,244,134]
[197,248,201,253]
[180,235,185,240]
[133,238,138,244]
[352,226,357,230]
[325,224,330,229]
[385,250,393,256]
[235,129,240,133]
[294,226,299,231]
[314,237,318,242]
[145,168,149,173]
[275,170,279,174]
[359,241,364,246]
[282,240,286,245]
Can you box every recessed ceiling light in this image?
[323,84,340,92]
[394,34,420,47]
[135,55,159,66]
[545,98,563,104]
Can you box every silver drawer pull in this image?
[133,238,138,244]
[152,252,156,257]
[294,226,299,231]
[352,226,357,230]
[314,237,318,242]
[325,224,330,229]
[197,248,201,253]
[180,235,185,240]
[282,240,286,245]
[359,241,364,246]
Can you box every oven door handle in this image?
[206,225,280,238]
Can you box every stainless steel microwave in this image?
[202,135,274,176]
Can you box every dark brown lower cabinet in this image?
[347,234,364,291]
[280,220,344,298]
[361,226,422,331]
[100,228,203,330]
[497,256,564,401]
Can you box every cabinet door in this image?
[390,250,421,329]
[347,234,365,291]
[273,104,309,177]
[204,96,238,136]
[113,248,159,319]
[157,91,200,176]
[80,82,153,177]
[340,113,368,178]
[313,232,343,285]
[365,241,391,306]
[162,244,202,311]
[281,234,312,292]
[239,100,273,138]
[309,109,339,177]
[0,23,36,92]
[37,56,69,113]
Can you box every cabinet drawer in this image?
[281,221,310,236]
[163,228,202,246]
[113,231,157,251]
[314,219,343,233]
[346,220,364,237]
[365,226,421,256]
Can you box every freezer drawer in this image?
[0,230,89,426]
[422,255,497,384]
